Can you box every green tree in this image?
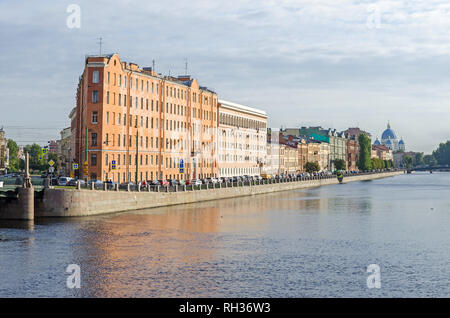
[304,162,320,173]
[414,153,424,167]
[23,144,46,171]
[432,141,450,166]
[334,158,346,171]
[423,154,437,167]
[7,139,19,172]
[403,154,413,169]
[370,158,385,170]
[358,133,372,171]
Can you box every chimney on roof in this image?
[177,75,191,81]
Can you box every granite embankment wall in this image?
[33,171,404,218]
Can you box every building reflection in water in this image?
[0,184,373,297]
[67,186,371,297]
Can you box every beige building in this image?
[0,128,9,174]
[217,100,267,177]
[57,127,72,176]
[263,129,280,176]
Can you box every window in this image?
[106,112,109,124]
[118,94,121,106]
[91,154,97,166]
[93,71,99,83]
[107,72,110,84]
[91,133,97,146]
[91,111,98,124]
[92,90,98,103]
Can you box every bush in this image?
[304,162,320,173]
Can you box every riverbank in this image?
[30,171,404,218]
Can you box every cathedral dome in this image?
[374,138,380,145]
[399,139,404,145]
[381,122,397,140]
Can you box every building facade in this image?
[57,127,72,176]
[217,100,267,177]
[0,128,9,174]
[345,135,359,171]
[74,53,218,182]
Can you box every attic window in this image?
[114,60,117,66]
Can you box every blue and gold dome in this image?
[381,122,397,140]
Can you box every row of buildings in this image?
[57,53,398,182]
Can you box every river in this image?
[1,172,450,297]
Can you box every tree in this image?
[370,158,385,170]
[358,133,372,171]
[304,162,320,173]
[432,141,450,166]
[423,154,437,167]
[403,154,413,169]
[23,144,46,171]
[334,158,346,171]
[7,139,19,172]
[414,153,424,167]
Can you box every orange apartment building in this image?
[73,53,218,182]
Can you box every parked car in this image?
[219,177,230,183]
[88,180,104,189]
[190,179,202,186]
[158,179,169,186]
[169,179,179,186]
[57,177,72,186]
[178,179,186,186]
[202,178,210,185]
[67,179,85,187]
[261,173,272,179]
[150,180,161,186]
[207,177,218,184]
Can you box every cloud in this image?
[0,0,449,152]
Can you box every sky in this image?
[1,0,450,153]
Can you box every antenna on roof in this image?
[152,59,155,72]
[97,37,103,55]
[185,58,188,75]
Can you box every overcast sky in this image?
[1,0,450,153]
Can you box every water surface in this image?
[1,172,450,297]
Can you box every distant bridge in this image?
[411,166,450,172]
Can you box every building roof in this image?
[218,99,267,118]
[381,122,397,140]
